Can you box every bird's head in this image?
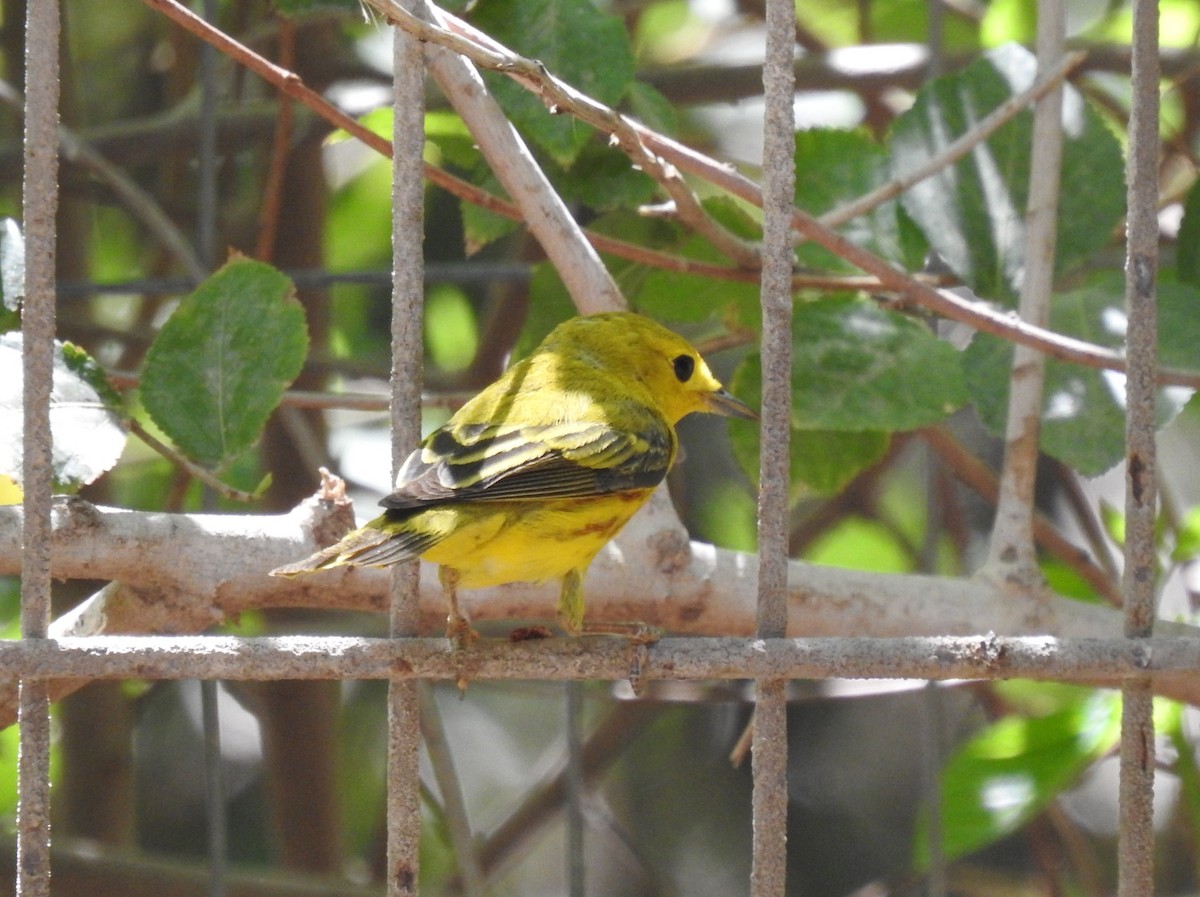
[553,312,758,426]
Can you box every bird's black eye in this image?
[673,354,695,383]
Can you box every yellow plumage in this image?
[271,311,755,638]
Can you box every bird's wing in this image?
[380,409,674,510]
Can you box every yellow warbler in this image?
[271,311,755,639]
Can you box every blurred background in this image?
[4,0,1200,894]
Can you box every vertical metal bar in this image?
[202,681,227,897]
[195,0,219,270]
[756,0,794,641]
[565,682,586,897]
[17,0,60,893]
[753,0,795,892]
[926,0,944,80]
[193,5,226,893]
[1118,0,1160,894]
[922,682,946,897]
[191,6,228,896]
[388,6,427,895]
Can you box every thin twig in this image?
[363,0,1200,388]
[254,16,296,262]
[368,0,763,271]
[818,50,1086,230]
[127,417,261,503]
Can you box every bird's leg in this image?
[557,568,660,694]
[439,566,478,649]
[439,565,477,693]
[555,568,586,636]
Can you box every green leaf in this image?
[1171,504,1200,563]
[625,81,679,136]
[794,128,914,270]
[729,411,889,498]
[1177,178,1200,286]
[965,276,1200,476]
[470,0,635,165]
[327,107,392,146]
[0,334,127,490]
[890,44,1125,301]
[140,258,308,468]
[805,516,914,572]
[513,262,579,358]
[425,284,479,373]
[425,111,485,171]
[729,298,964,496]
[326,156,393,272]
[557,140,656,212]
[635,197,762,325]
[789,297,967,430]
[460,174,519,255]
[914,690,1120,868]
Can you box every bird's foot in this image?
[577,621,662,696]
[445,612,479,693]
[445,612,479,649]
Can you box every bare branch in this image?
[127,418,261,503]
[356,0,1200,388]
[920,427,1121,605]
[368,0,762,271]
[983,4,1066,585]
[415,3,625,313]
[0,497,1190,648]
[135,0,1200,388]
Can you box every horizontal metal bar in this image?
[55,262,532,298]
[0,634,1188,684]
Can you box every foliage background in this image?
[3,0,1200,894]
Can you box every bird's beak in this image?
[707,388,759,420]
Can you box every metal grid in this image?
[10,1,1166,896]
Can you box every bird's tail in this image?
[270,512,438,577]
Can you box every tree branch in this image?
[983,4,1066,585]
[2,494,1199,721]
[364,0,1200,388]
[415,1,625,314]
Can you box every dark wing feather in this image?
[270,517,439,575]
[380,407,673,511]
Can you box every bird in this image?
[271,311,756,641]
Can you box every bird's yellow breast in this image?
[418,490,654,588]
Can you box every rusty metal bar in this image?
[752,0,796,891]
[1118,0,1161,893]
[17,0,61,892]
[0,634,1190,683]
[387,4,429,894]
